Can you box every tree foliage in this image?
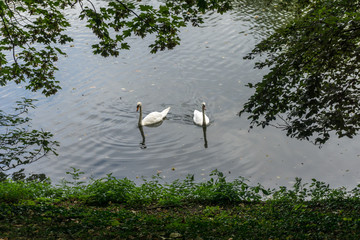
[241,0,360,144]
[0,0,232,96]
[0,0,73,96]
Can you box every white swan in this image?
[136,102,170,126]
[193,102,210,126]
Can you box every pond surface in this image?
[1,1,360,188]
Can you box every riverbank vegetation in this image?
[1,169,360,239]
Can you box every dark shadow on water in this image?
[0,168,47,182]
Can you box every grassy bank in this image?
[1,169,360,239]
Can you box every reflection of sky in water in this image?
[0,1,359,189]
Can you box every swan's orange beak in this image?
[136,106,140,112]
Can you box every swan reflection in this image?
[138,121,167,149]
[138,126,147,149]
[202,126,208,148]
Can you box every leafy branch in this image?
[1,0,232,95]
[241,0,360,144]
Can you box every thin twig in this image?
[113,0,159,32]
[86,0,97,12]
[0,14,18,65]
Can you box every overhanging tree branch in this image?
[241,0,360,144]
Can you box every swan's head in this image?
[136,102,142,112]
[201,102,206,110]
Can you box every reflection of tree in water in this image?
[0,99,57,181]
[230,0,298,38]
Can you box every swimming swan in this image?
[136,102,170,126]
[193,102,210,126]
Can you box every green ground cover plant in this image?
[1,169,360,239]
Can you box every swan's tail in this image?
[161,107,171,118]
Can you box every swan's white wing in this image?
[193,110,210,126]
[142,112,164,125]
[193,110,203,125]
[204,114,210,125]
[160,107,171,118]
[141,107,170,126]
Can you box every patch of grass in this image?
[1,169,360,239]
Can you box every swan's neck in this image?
[138,106,143,126]
[202,108,206,126]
